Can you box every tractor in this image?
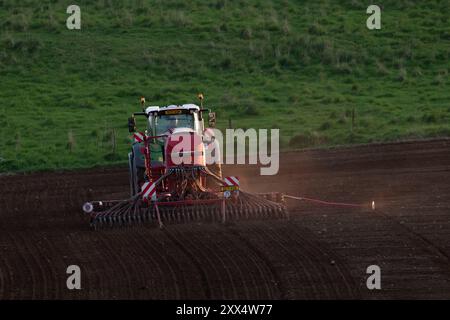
[82,95,287,228]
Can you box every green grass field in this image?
[0,0,449,172]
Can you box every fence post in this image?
[67,129,75,153]
[351,107,355,132]
[111,128,116,155]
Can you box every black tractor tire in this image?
[128,148,147,197]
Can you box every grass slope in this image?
[0,0,449,172]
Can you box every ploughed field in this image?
[0,139,449,299]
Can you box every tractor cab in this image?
[145,104,204,137]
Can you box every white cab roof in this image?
[145,103,200,115]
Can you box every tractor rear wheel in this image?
[128,151,146,196]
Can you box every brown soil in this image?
[0,139,449,299]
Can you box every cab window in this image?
[154,114,195,135]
